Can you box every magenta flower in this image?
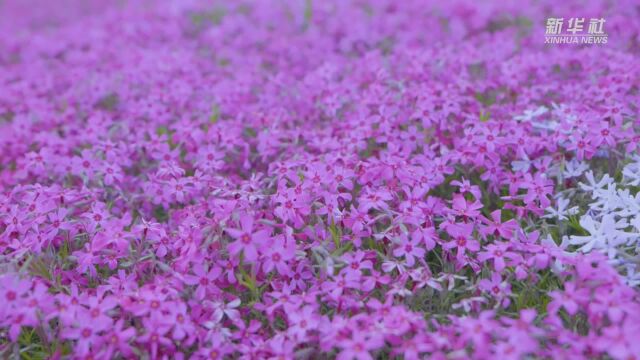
[136,317,173,359]
[322,272,360,300]
[100,319,136,359]
[450,178,482,200]
[393,234,426,267]
[443,222,480,260]
[341,250,374,275]
[449,194,483,220]
[183,263,222,300]
[477,242,522,271]
[168,302,195,341]
[101,162,123,186]
[479,210,517,239]
[549,282,586,316]
[566,134,596,161]
[167,177,190,203]
[288,261,313,290]
[287,306,318,340]
[479,273,512,307]
[61,324,102,355]
[265,285,301,315]
[83,294,117,330]
[226,213,271,262]
[587,121,619,148]
[337,332,383,360]
[519,173,554,208]
[72,149,98,178]
[0,1,639,358]
[273,190,310,227]
[262,236,296,275]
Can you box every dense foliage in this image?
[1,0,640,359]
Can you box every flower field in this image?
[1,0,640,359]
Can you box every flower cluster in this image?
[548,162,640,286]
[1,0,640,359]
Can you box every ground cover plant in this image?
[1,0,640,359]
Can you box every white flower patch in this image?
[567,214,630,258]
[556,167,640,285]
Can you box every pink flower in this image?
[519,173,553,209]
[478,242,522,271]
[262,236,296,275]
[288,261,313,290]
[101,163,123,186]
[549,282,585,316]
[479,273,512,307]
[449,194,483,220]
[167,177,191,203]
[443,222,480,260]
[72,149,98,178]
[287,306,318,340]
[169,302,195,341]
[226,213,271,262]
[322,272,360,300]
[450,178,482,200]
[341,250,374,275]
[100,319,136,358]
[273,189,311,227]
[183,263,222,300]
[566,134,596,161]
[82,294,117,330]
[136,316,173,359]
[336,332,383,360]
[61,324,102,355]
[393,234,426,267]
[479,210,517,239]
[587,121,618,148]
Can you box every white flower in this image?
[543,197,579,221]
[437,273,468,291]
[532,120,559,131]
[541,234,571,252]
[588,183,621,213]
[616,190,640,219]
[559,160,640,280]
[563,159,589,179]
[514,106,548,122]
[624,264,640,287]
[630,215,640,233]
[511,154,532,173]
[579,171,613,193]
[569,214,630,258]
[622,157,640,186]
[551,103,578,127]
[206,298,241,323]
[382,259,406,274]
[512,105,557,131]
[452,296,487,313]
